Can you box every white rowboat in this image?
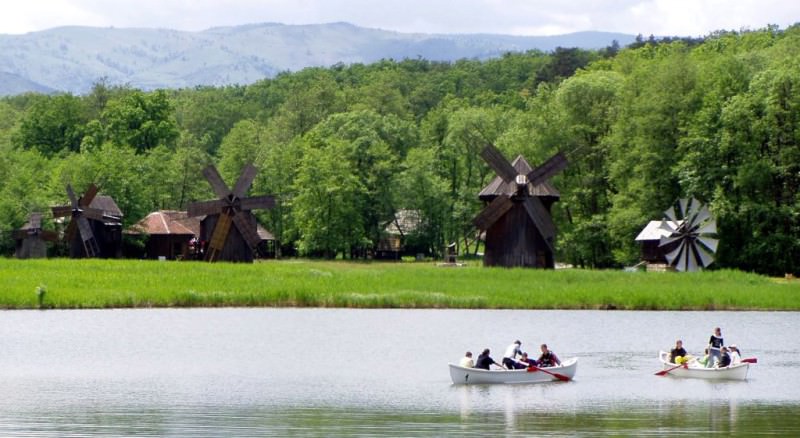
[658,351,750,380]
[449,357,578,384]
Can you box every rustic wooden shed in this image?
[126,211,198,260]
[14,213,58,259]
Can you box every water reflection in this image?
[1,308,799,436]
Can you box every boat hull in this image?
[449,357,578,384]
[658,351,749,380]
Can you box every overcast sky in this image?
[2,0,798,37]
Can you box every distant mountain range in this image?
[0,22,636,95]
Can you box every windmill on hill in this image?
[14,212,58,258]
[187,164,275,262]
[474,143,568,268]
[51,184,124,258]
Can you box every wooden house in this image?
[376,209,421,260]
[126,211,198,260]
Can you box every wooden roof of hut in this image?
[478,155,560,201]
[127,211,197,236]
[128,210,274,241]
[89,195,124,225]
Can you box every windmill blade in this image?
[526,151,568,186]
[75,216,95,243]
[82,207,106,221]
[202,165,232,199]
[187,199,226,217]
[240,195,276,211]
[684,247,699,272]
[696,236,719,254]
[52,205,73,218]
[232,164,258,199]
[206,213,233,262]
[678,199,689,219]
[231,212,262,250]
[80,184,99,207]
[659,235,683,248]
[473,195,514,231]
[688,204,711,230]
[522,196,556,253]
[479,144,517,184]
[694,243,716,268]
[66,184,79,208]
[658,220,678,233]
[664,242,684,266]
[697,219,717,236]
[663,206,678,223]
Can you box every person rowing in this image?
[475,348,502,370]
[502,340,524,369]
[537,344,561,367]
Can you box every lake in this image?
[1,308,799,436]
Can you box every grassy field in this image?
[1,258,798,310]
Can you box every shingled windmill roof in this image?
[478,155,561,201]
[88,195,123,225]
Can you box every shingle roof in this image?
[478,155,560,200]
[127,211,196,235]
[89,195,123,217]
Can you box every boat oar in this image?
[527,365,570,381]
[655,362,688,376]
[742,357,758,364]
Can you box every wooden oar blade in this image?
[742,357,758,364]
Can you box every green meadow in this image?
[1,258,798,310]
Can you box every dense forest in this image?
[0,26,798,275]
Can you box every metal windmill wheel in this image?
[658,198,719,272]
[187,164,275,262]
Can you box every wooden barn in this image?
[474,144,567,268]
[14,213,58,259]
[52,184,123,258]
[126,211,198,260]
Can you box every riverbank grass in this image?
[1,258,798,310]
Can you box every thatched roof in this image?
[384,209,421,237]
[478,155,560,201]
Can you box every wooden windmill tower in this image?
[474,144,568,268]
[187,164,275,262]
[51,184,124,258]
[14,213,58,258]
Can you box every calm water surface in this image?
[1,309,798,436]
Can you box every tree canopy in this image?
[1,26,799,276]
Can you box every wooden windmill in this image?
[187,164,275,262]
[14,213,58,258]
[51,184,124,258]
[474,144,568,268]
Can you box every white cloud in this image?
[0,0,798,36]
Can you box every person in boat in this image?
[669,339,687,364]
[537,344,561,367]
[475,348,502,370]
[707,327,724,368]
[459,351,474,368]
[717,346,732,368]
[729,345,742,364]
[502,340,523,369]
[695,348,710,366]
[513,352,536,370]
